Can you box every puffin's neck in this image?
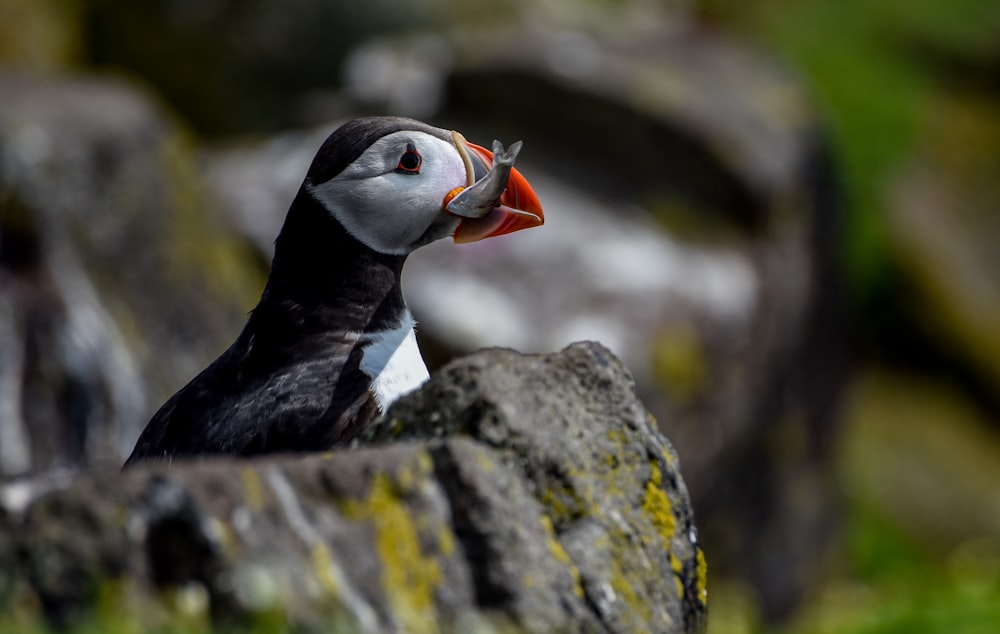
[258,187,409,335]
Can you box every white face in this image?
[306,130,468,255]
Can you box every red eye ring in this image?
[395,143,422,174]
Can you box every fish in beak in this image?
[444,131,544,243]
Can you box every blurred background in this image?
[1,0,998,632]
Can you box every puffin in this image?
[124,116,542,465]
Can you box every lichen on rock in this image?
[1,342,706,633]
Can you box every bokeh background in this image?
[1,1,998,632]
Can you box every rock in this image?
[80,0,693,135]
[0,71,262,476]
[840,370,1000,551]
[885,95,1000,404]
[0,342,706,633]
[367,341,707,633]
[82,0,456,134]
[0,0,82,71]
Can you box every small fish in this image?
[446,139,523,219]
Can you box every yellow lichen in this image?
[338,460,442,634]
[205,516,237,554]
[396,463,416,494]
[585,529,652,624]
[669,552,685,598]
[311,542,340,596]
[474,450,497,472]
[642,462,676,546]
[416,451,434,474]
[669,552,683,574]
[395,451,435,496]
[240,467,263,512]
[539,477,587,525]
[540,515,585,599]
[606,429,625,446]
[696,547,709,606]
[662,445,677,467]
[608,556,650,622]
[438,524,456,557]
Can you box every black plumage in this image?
[124,118,434,465]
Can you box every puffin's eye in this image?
[395,143,422,174]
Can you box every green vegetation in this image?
[785,504,1000,634]
[701,0,1000,305]
[707,370,1000,634]
[693,4,1000,630]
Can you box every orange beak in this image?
[447,137,544,244]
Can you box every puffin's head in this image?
[304,117,543,255]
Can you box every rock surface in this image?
[0,71,262,476]
[80,0,693,136]
[0,342,707,634]
[886,94,1000,406]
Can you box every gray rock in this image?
[0,342,706,633]
[886,99,1000,402]
[0,71,262,476]
[81,0,693,135]
[368,341,707,633]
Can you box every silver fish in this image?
[446,139,523,219]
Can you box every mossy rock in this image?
[0,71,262,476]
[1,343,706,633]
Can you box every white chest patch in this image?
[359,312,430,412]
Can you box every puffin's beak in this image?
[446,131,544,244]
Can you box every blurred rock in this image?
[841,370,1000,550]
[82,0,445,134]
[81,0,693,135]
[0,71,261,476]
[203,25,847,621]
[886,95,1000,405]
[1,342,706,634]
[0,0,82,70]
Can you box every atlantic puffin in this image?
[124,117,542,465]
